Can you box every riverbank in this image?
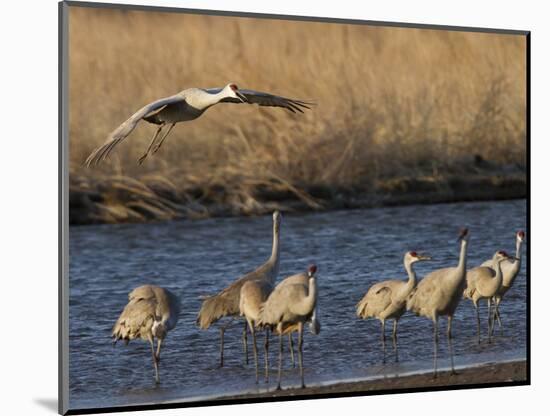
[220,360,527,401]
[68,9,526,227]
[69,360,527,413]
[69,162,526,225]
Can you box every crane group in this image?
[103,84,524,389]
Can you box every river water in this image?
[68,199,527,411]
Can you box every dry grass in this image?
[68,7,526,223]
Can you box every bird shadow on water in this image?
[34,398,57,413]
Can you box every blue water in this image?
[68,199,527,410]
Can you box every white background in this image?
[0,0,546,415]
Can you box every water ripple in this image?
[69,200,527,409]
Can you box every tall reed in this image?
[69,7,526,219]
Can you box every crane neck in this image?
[514,238,523,266]
[304,276,318,316]
[490,258,505,293]
[457,238,468,274]
[268,221,280,280]
[403,258,417,293]
[199,89,229,109]
[503,238,524,286]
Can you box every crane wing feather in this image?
[356,284,393,318]
[85,94,185,167]
[196,264,275,328]
[113,285,180,341]
[112,297,156,341]
[205,87,314,113]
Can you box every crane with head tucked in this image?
[407,228,470,377]
[84,84,314,166]
[112,285,181,384]
[464,250,518,343]
[197,210,282,367]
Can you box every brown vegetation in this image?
[68,7,527,224]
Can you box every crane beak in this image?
[235,91,248,103]
[418,255,432,261]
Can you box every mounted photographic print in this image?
[59,1,529,414]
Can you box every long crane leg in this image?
[152,123,176,154]
[298,322,305,389]
[494,297,503,330]
[491,297,502,336]
[276,331,284,390]
[243,321,249,365]
[139,123,164,165]
[288,333,295,368]
[474,301,481,343]
[155,337,163,363]
[219,327,225,368]
[447,316,457,375]
[149,336,160,384]
[487,299,493,343]
[264,328,270,383]
[433,316,439,378]
[249,322,259,383]
[381,320,387,364]
[392,320,399,362]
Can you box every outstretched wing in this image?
[85,94,185,167]
[206,88,314,113]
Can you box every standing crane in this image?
[84,84,313,166]
[406,228,470,377]
[464,250,518,343]
[258,265,319,390]
[112,285,181,384]
[240,268,321,384]
[356,251,431,357]
[197,211,281,367]
[262,269,321,382]
[480,230,525,329]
